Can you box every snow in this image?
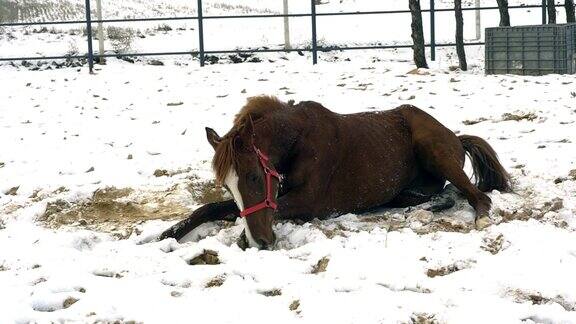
[1,0,576,323]
[1,52,575,323]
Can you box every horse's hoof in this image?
[237,230,249,250]
[475,216,492,230]
[156,231,170,242]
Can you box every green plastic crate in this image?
[485,24,576,75]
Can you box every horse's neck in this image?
[263,114,304,171]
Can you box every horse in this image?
[159,96,510,249]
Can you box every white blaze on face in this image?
[224,168,260,249]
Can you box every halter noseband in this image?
[239,145,282,218]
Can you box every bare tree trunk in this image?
[409,0,428,69]
[548,0,556,23]
[496,0,510,26]
[455,0,467,71]
[566,0,575,22]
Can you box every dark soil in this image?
[188,249,220,265]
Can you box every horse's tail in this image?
[459,135,511,192]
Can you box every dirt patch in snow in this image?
[406,313,442,324]
[426,260,474,278]
[4,186,19,195]
[414,216,472,234]
[188,249,220,265]
[259,288,282,297]
[63,297,79,309]
[496,197,568,229]
[505,288,576,312]
[37,177,227,235]
[205,275,225,288]
[311,256,330,274]
[462,111,538,126]
[315,221,355,239]
[289,299,301,313]
[187,177,227,204]
[500,112,538,122]
[359,192,570,236]
[481,233,508,255]
[462,117,488,125]
[426,264,462,278]
[39,186,189,235]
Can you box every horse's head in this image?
[205,117,280,250]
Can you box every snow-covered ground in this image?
[2,0,576,323]
[1,48,576,323]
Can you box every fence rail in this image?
[0,0,563,72]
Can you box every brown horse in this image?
[159,96,510,249]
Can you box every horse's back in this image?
[294,101,420,215]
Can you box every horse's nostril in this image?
[257,239,269,250]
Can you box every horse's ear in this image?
[205,127,221,150]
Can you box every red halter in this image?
[239,145,282,218]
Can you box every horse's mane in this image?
[213,96,287,184]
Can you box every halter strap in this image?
[239,146,282,218]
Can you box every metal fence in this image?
[0,0,559,73]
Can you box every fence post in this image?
[283,0,291,50]
[310,0,318,65]
[475,0,481,40]
[542,0,547,24]
[197,0,205,66]
[96,0,105,64]
[430,0,435,61]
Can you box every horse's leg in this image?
[158,199,239,241]
[389,190,456,213]
[414,139,492,229]
[275,193,314,221]
[275,189,318,222]
[387,172,453,212]
[387,189,432,208]
[398,106,498,228]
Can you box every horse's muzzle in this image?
[237,230,275,250]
